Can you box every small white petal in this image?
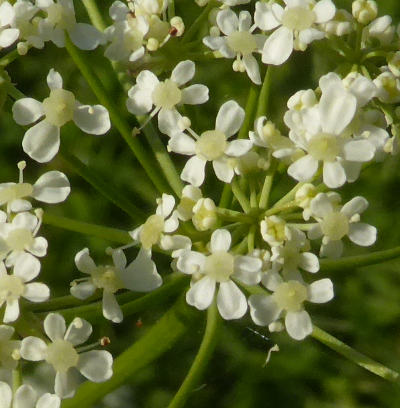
[177,251,206,275]
[217,8,239,35]
[216,100,244,137]
[73,104,110,135]
[36,394,61,408]
[255,2,282,30]
[13,384,36,408]
[46,69,63,90]
[0,28,19,48]
[0,382,12,408]
[126,87,153,115]
[298,252,319,273]
[23,283,50,303]
[74,248,97,274]
[171,60,195,86]
[348,223,377,246]
[12,98,44,126]
[30,237,48,257]
[44,313,66,341]
[341,196,368,217]
[308,278,334,303]
[310,193,333,218]
[68,23,105,50]
[225,139,252,157]
[168,134,196,155]
[243,54,261,85]
[102,291,123,323]
[54,370,77,399]
[248,294,281,326]
[22,121,60,163]
[64,318,92,346]
[77,350,113,382]
[14,252,40,282]
[4,299,19,323]
[20,336,47,361]
[342,140,375,162]
[181,156,206,187]
[181,85,209,105]
[320,240,343,258]
[112,248,126,270]
[186,276,216,310]
[323,161,346,188]
[32,171,71,204]
[285,310,313,340]
[313,0,336,23]
[262,26,293,65]
[70,281,96,300]
[210,229,231,252]
[217,281,247,320]
[212,158,234,183]
[288,155,318,181]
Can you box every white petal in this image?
[217,281,247,320]
[23,283,50,303]
[157,193,175,218]
[216,100,245,137]
[77,350,113,382]
[262,26,293,65]
[158,109,183,137]
[70,281,96,300]
[135,70,159,91]
[186,276,215,310]
[261,271,284,291]
[20,336,47,361]
[342,140,375,162]
[73,104,110,135]
[210,229,231,252]
[0,28,19,48]
[177,250,206,275]
[12,98,44,126]
[68,23,105,50]
[243,54,261,85]
[22,121,60,163]
[168,134,196,155]
[46,69,63,90]
[225,139,252,157]
[126,86,153,115]
[44,313,66,341]
[348,223,377,246]
[248,294,281,326]
[32,171,70,203]
[313,0,336,23]
[64,318,92,346]
[112,248,126,270]
[217,8,238,35]
[288,155,318,181]
[14,252,40,282]
[238,10,252,31]
[308,278,334,303]
[109,1,129,21]
[30,237,48,257]
[0,325,14,341]
[0,2,15,26]
[181,156,206,187]
[13,384,36,408]
[323,161,346,188]
[310,193,333,217]
[54,370,77,399]
[298,28,324,45]
[4,299,19,323]
[181,85,209,105]
[129,46,145,62]
[36,394,61,408]
[123,247,162,292]
[0,382,11,408]
[102,291,123,323]
[255,2,282,30]
[319,85,357,135]
[212,158,235,183]
[74,248,96,274]
[171,60,195,86]
[285,310,312,340]
[298,252,319,273]
[341,196,368,217]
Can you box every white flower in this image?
[133,0,168,17]
[285,76,376,188]
[203,9,266,84]
[352,0,378,25]
[364,15,395,45]
[126,60,209,130]
[36,0,105,50]
[255,0,336,65]
[104,2,149,62]
[0,161,70,213]
[308,193,377,258]
[12,69,111,163]
[20,313,113,398]
[249,277,334,340]
[192,198,217,231]
[0,254,49,323]
[260,215,287,247]
[0,381,61,408]
[373,71,400,103]
[321,9,353,36]
[0,212,47,267]
[176,185,203,221]
[72,247,162,323]
[0,325,21,369]
[167,100,252,186]
[177,229,262,320]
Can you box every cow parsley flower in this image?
[20,313,113,398]
[249,277,334,340]
[126,60,209,130]
[12,69,111,163]
[177,229,262,320]
[0,254,49,323]
[0,382,61,408]
[203,9,266,84]
[308,193,377,258]
[255,0,336,65]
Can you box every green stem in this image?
[218,185,232,208]
[271,182,305,209]
[319,245,400,272]
[249,178,257,208]
[60,149,149,219]
[168,301,220,408]
[182,1,218,44]
[0,48,23,68]
[64,37,170,195]
[312,325,400,383]
[263,201,298,217]
[238,84,259,139]
[168,0,175,19]
[43,213,131,244]
[51,275,189,323]
[216,207,253,223]
[82,0,107,31]
[259,159,276,210]
[61,298,199,408]
[232,179,250,213]
[248,225,256,253]
[255,67,272,118]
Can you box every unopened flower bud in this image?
[17,42,29,56]
[352,0,378,25]
[147,38,159,51]
[170,16,184,36]
[192,198,217,231]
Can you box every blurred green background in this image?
[2,0,400,406]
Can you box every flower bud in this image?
[352,0,378,25]
[170,16,185,36]
[192,198,217,231]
